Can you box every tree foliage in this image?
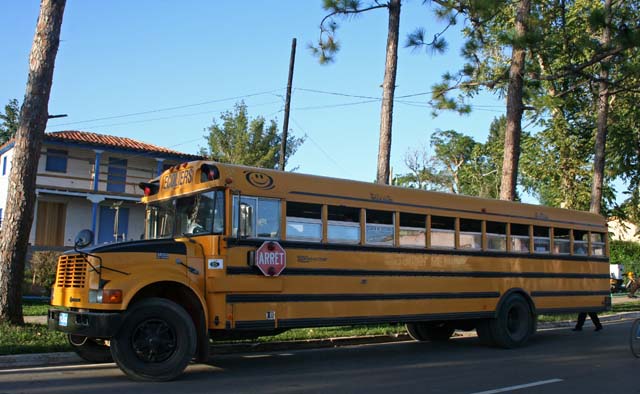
[0,99,20,145]
[202,101,304,169]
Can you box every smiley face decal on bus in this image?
[245,171,275,190]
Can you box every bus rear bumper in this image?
[48,309,123,338]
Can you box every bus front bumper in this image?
[48,309,123,338]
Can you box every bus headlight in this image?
[89,289,123,304]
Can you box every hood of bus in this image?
[68,238,187,256]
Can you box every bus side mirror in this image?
[239,203,253,238]
[75,229,94,248]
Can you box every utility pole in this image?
[279,38,296,172]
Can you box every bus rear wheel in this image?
[406,322,455,342]
[488,294,534,348]
[110,298,196,382]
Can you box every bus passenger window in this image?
[327,206,360,244]
[573,230,588,255]
[365,210,394,246]
[510,223,530,253]
[590,232,605,256]
[554,228,570,254]
[431,216,455,249]
[486,221,506,251]
[286,202,322,242]
[399,213,426,247]
[533,226,550,253]
[459,219,481,250]
[232,196,280,239]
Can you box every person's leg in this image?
[589,312,603,330]
[573,312,587,330]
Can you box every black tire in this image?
[406,322,455,341]
[488,294,533,348]
[406,322,428,341]
[630,318,640,358]
[422,323,455,341]
[475,319,495,346]
[68,335,113,363]
[110,298,196,382]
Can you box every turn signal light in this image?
[89,289,123,304]
[200,164,220,182]
[138,182,159,196]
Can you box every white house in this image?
[0,131,202,248]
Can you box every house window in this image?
[45,149,68,173]
[107,157,128,193]
[2,156,6,175]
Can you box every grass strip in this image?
[0,323,70,356]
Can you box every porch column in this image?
[87,195,105,245]
[93,150,103,192]
[155,157,164,177]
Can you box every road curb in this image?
[3,312,639,370]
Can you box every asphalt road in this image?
[0,319,635,394]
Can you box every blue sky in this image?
[2,1,507,185]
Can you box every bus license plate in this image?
[59,312,68,327]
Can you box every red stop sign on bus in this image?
[255,241,286,277]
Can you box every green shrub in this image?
[610,240,640,275]
[29,251,61,289]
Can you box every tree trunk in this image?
[589,0,612,214]
[376,0,401,185]
[0,0,66,324]
[499,0,530,201]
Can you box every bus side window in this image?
[459,218,481,250]
[510,223,530,253]
[533,226,550,253]
[590,232,605,256]
[399,213,426,247]
[327,205,360,244]
[554,228,570,254]
[486,221,506,251]
[573,230,588,255]
[233,196,280,239]
[365,209,394,246]
[286,201,322,242]
[431,216,455,249]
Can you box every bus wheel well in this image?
[496,288,536,317]
[129,282,208,362]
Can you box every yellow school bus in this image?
[48,160,610,381]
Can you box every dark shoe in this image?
[572,327,582,331]
[595,326,603,331]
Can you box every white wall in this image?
[0,148,13,220]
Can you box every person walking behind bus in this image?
[628,272,639,298]
[572,312,603,331]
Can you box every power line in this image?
[47,100,283,131]
[294,99,380,111]
[48,89,283,127]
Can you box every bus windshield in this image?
[145,190,224,239]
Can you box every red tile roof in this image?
[45,130,203,159]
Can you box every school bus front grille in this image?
[56,255,88,288]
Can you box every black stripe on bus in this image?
[89,239,187,255]
[226,292,500,304]
[289,190,605,230]
[536,306,608,315]
[226,266,609,280]
[234,311,495,330]
[531,290,611,297]
[226,238,609,264]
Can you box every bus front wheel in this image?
[488,294,534,348]
[110,297,197,382]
